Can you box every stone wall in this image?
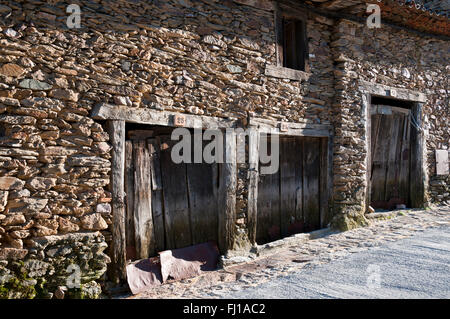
[0,0,448,297]
[330,18,449,229]
[0,0,336,296]
[0,231,109,298]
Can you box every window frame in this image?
[275,5,310,73]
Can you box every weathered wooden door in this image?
[125,130,219,260]
[370,105,411,209]
[257,136,323,244]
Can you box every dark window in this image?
[371,96,415,109]
[282,18,307,71]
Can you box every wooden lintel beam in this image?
[359,80,427,103]
[265,64,311,81]
[249,117,332,137]
[92,103,238,130]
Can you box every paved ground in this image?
[125,206,450,299]
[222,225,450,299]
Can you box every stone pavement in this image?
[122,205,450,299]
[221,225,450,298]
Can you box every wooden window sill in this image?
[265,64,311,81]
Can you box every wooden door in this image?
[257,135,281,243]
[125,130,219,260]
[370,105,411,209]
[256,136,323,244]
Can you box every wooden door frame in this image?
[360,81,428,212]
[247,117,333,244]
[92,103,239,283]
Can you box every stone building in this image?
[0,0,448,298]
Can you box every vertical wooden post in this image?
[247,129,260,244]
[410,102,425,208]
[148,138,165,253]
[108,120,127,284]
[218,130,237,253]
[319,137,329,228]
[363,93,372,212]
[327,133,334,224]
[124,140,135,260]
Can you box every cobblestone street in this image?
[123,205,450,299]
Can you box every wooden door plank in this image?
[393,113,406,201]
[256,173,271,243]
[270,164,281,241]
[186,143,218,245]
[149,138,163,191]
[279,137,298,237]
[148,138,165,253]
[124,140,136,260]
[257,135,281,243]
[212,162,219,199]
[293,137,304,233]
[370,114,391,206]
[159,135,192,250]
[385,112,401,202]
[399,112,411,204]
[370,113,382,165]
[303,137,321,231]
[391,111,409,205]
[133,139,156,259]
[370,113,383,204]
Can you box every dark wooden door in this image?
[125,130,219,260]
[370,105,411,209]
[256,136,323,244]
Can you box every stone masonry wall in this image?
[0,231,109,298]
[0,0,336,296]
[0,0,448,297]
[330,19,449,229]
